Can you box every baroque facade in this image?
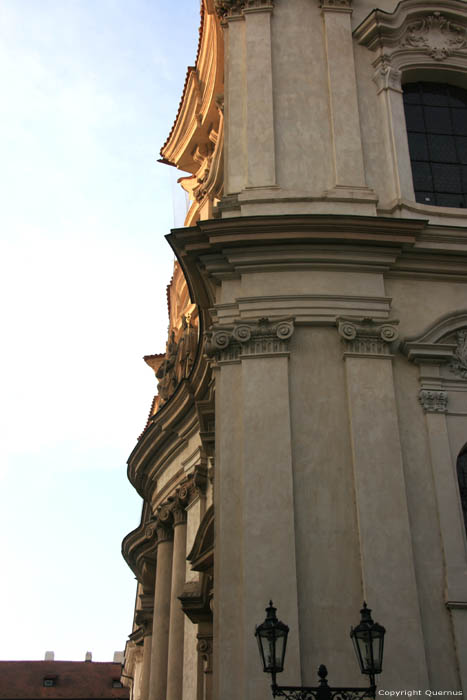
[122,0,467,698]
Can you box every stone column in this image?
[337,317,429,689]
[166,496,188,700]
[320,0,366,191]
[148,507,174,700]
[140,628,153,700]
[135,590,155,700]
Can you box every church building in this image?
[122,1,467,698]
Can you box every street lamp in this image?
[255,601,385,700]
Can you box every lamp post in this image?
[255,601,385,700]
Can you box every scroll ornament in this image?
[337,317,399,355]
[205,317,294,362]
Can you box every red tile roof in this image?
[0,661,129,700]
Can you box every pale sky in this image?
[0,0,200,661]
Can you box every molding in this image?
[419,389,449,413]
[205,317,294,364]
[446,600,467,609]
[187,505,214,573]
[401,310,467,364]
[337,317,399,356]
[213,294,393,326]
[354,0,467,92]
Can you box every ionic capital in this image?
[419,389,448,414]
[319,0,352,12]
[337,317,399,356]
[215,0,274,19]
[177,464,209,506]
[155,504,174,543]
[170,494,188,527]
[205,317,294,364]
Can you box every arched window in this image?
[403,82,467,208]
[457,445,467,536]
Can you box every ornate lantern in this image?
[350,602,386,681]
[255,601,289,679]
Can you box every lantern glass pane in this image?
[275,634,286,672]
[373,635,384,673]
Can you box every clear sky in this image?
[0,0,200,661]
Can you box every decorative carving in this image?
[147,314,198,405]
[205,317,294,363]
[373,57,402,92]
[155,505,174,543]
[419,389,448,413]
[197,635,213,674]
[337,317,399,355]
[450,329,467,378]
[400,12,467,61]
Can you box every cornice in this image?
[121,505,157,585]
[161,3,223,174]
[401,310,467,363]
[127,312,213,502]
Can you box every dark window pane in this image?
[452,109,467,136]
[432,163,461,193]
[435,193,464,207]
[448,86,467,108]
[457,449,467,538]
[408,133,429,160]
[403,83,421,104]
[403,82,467,209]
[412,161,433,191]
[415,191,435,205]
[428,134,457,162]
[461,165,467,189]
[404,104,424,131]
[422,83,449,106]
[457,137,467,164]
[424,106,452,134]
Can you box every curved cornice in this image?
[160,2,224,174]
[121,503,157,586]
[401,309,467,363]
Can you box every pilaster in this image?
[319,0,375,206]
[211,316,301,700]
[337,316,429,689]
